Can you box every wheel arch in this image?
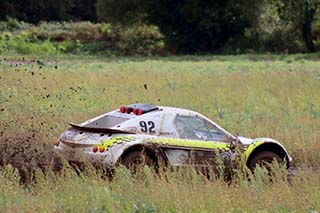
[246,142,290,168]
[119,144,167,166]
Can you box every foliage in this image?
[0,17,33,31]
[0,0,73,23]
[94,0,264,53]
[0,21,164,56]
[246,1,305,53]
[32,22,114,42]
[69,0,97,21]
[94,0,320,53]
[96,0,146,24]
[117,24,164,55]
[226,0,320,53]
[277,0,320,52]
[145,0,261,53]
[0,0,97,23]
[1,0,320,53]
[0,33,58,56]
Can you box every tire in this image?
[248,151,283,173]
[121,150,155,173]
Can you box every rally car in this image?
[54,103,292,174]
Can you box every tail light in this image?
[125,107,130,113]
[93,146,98,153]
[99,146,105,153]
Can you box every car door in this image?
[163,114,231,168]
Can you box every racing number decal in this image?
[148,121,155,133]
[139,121,148,132]
[139,121,156,133]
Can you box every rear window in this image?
[83,114,129,128]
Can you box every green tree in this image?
[69,0,97,21]
[95,0,263,53]
[145,0,262,53]
[0,0,73,23]
[278,0,320,52]
[0,0,15,21]
[96,0,146,24]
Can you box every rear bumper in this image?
[54,145,116,167]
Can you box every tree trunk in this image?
[302,0,317,52]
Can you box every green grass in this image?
[0,53,320,212]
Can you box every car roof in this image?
[111,105,202,118]
[113,104,234,138]
[79,103,235,139]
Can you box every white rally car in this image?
[55,103,292,174]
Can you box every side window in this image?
[174,115,228,142]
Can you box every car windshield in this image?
[174,115,229,142]
[83,114,129,129]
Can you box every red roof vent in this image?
[138,109,144,115]
[119,103,158,115]
[119,106,125,113]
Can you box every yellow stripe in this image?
[244,141,264,160]
[102,136,135,149]
[101,136,229,151]
[146,137,230,150]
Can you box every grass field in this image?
[0,53,320,212]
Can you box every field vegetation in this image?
[0,53,320,211]
[0,19,164,56]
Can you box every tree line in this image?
[1,0,319,53]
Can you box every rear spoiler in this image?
[68,122,135,134]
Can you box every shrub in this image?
[118,24,164,56]
[0,32,58,56]
[32,22,108,41]
[0,17,33,32]
[0,21,165,56]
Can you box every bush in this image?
[32,22,113,42]
[0,21,165,56]
[0,32,58,56]
[0,17,33,32]
[118,24,164,56]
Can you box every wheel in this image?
[121,150,155,173]
[248,151,283,174]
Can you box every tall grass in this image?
[0,165,319,212]
[0,54,320,211]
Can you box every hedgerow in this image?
[0,21,164,56]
